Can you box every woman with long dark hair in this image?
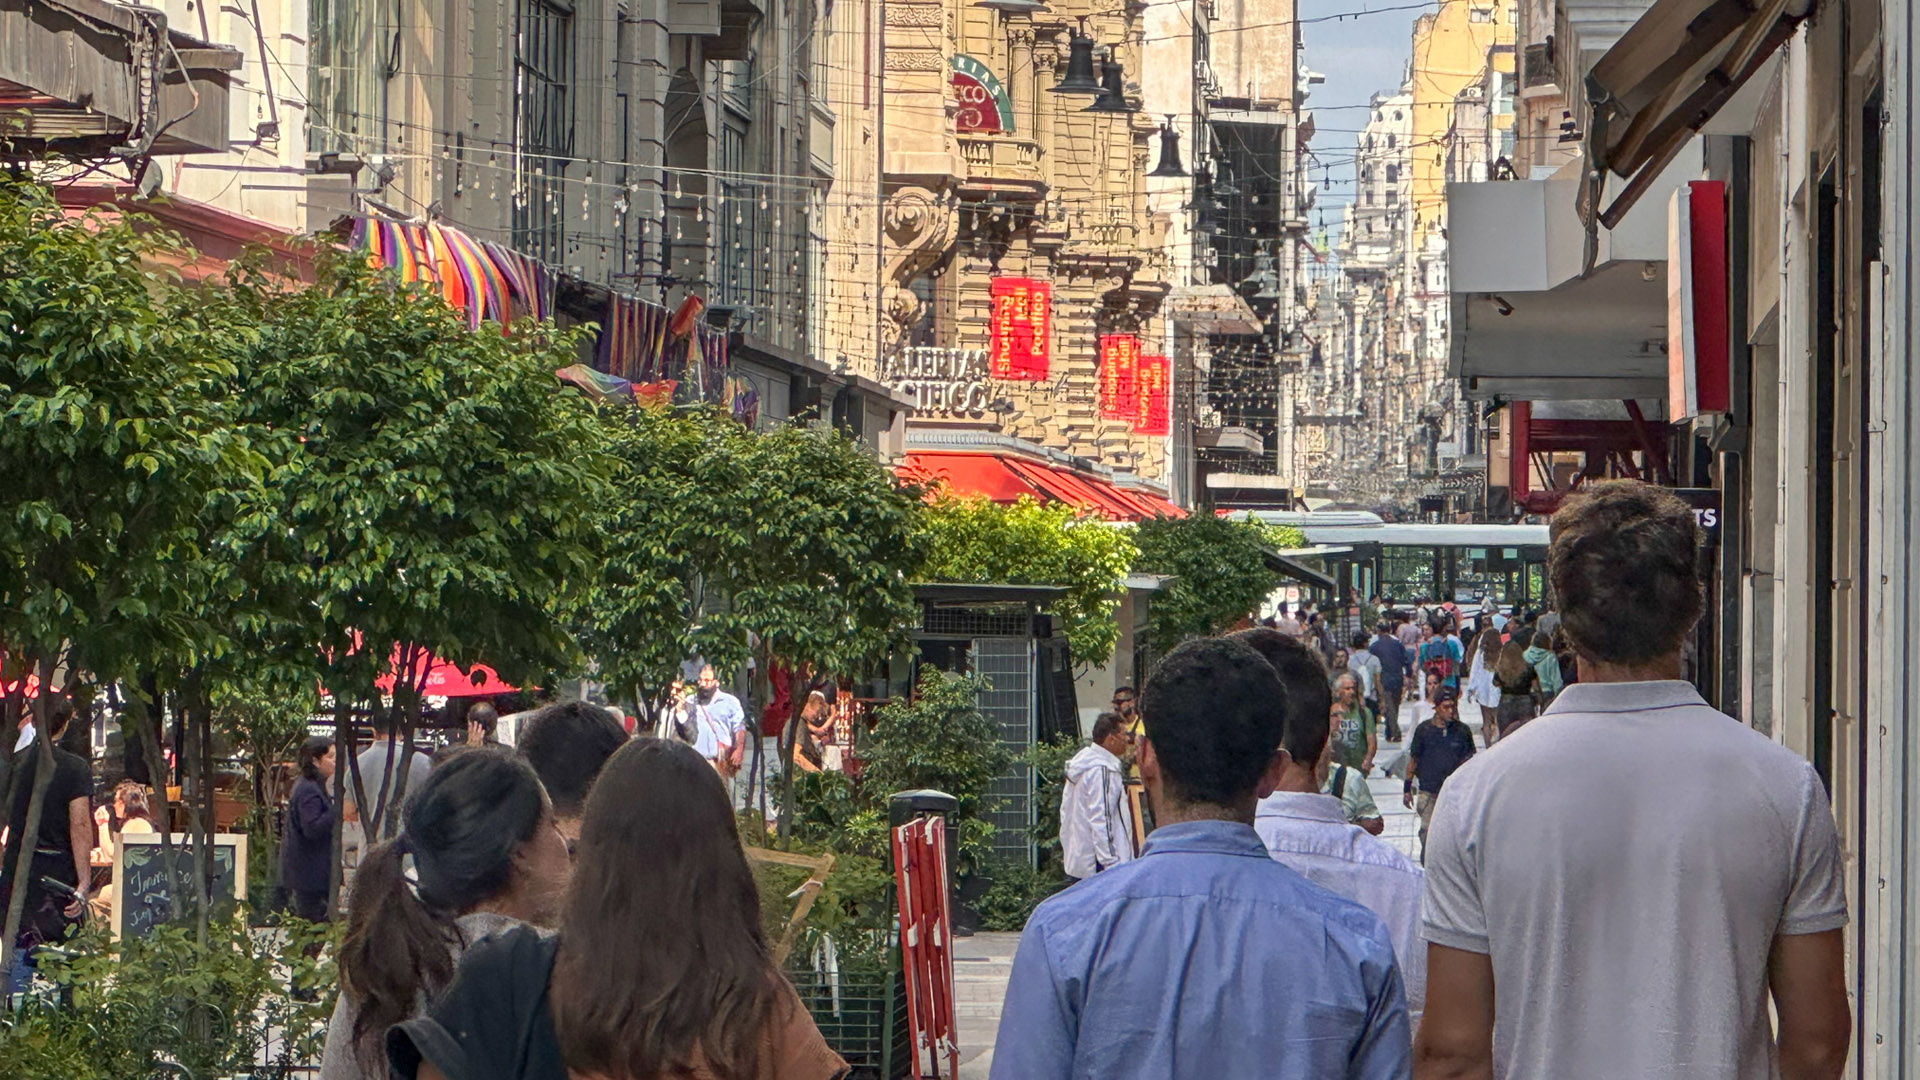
[319,748,570,1080]
[280,736,338,923]
[389,738,846,1080]
[1491,636,1542,738]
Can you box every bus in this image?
[1242,512,1552,613]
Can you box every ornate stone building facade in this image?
[868,0,1174,481]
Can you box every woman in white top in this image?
[1464,627,1503,744]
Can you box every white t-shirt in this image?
[1422,680,1847,1080]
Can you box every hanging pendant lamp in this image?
[1050,21,1103,94]
[1148,116,1187,176]
[1084,53,1136,113]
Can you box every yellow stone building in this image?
[813,0,1174,481]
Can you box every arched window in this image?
[1385,164,1398,184]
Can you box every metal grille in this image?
[922,606,1029,638]
[974,637,1035,865]
[513,0,573,264]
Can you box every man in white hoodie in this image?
[1060,713,1136,879]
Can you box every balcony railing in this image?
[958,135,1044,196]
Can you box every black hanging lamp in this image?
[1148,116,1187,176]
[1084,53,1136,113]
[1050,20,1103,95]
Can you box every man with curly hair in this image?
[1415,480,1851,1080]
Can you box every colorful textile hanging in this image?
[594,293,672,383]
[482,241,556,322]
[555,363,636,401]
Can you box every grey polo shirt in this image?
[1423,680,1847,1080]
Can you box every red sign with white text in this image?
[1134,354,1170,435]
[1099,334,1140,420]
[989,278,1051,380]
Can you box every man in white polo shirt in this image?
[1415,481,1851,1080]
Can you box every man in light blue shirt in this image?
[992,637,1410,1080]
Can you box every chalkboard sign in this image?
[112,834,249,940]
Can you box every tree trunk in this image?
[387,697,420,841]
[328,696,352,916]
[183,680,214,948]
[775,675,826,849]
[0,710,56,977]
[0,656,61,977]
[127,685,182,922]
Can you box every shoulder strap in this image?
[1331,764,1347,799]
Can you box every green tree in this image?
[0,178,261,965]
[1132,514,1291,644]
[586,406,923,708]
[916,495,1137,665]
[229,249,616,852]
[582,405,924,838]
[850,670,1012,869]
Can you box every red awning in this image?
[899,452,1046,504]
[898,451,1181,522]
[1004,459,1127,518]
[378,659,517,698]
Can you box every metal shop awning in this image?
[1,0,242,156]
[1260,549,1337,594]
[1584,0,1808,228]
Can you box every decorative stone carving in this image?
[885,3,944,26]
[885,51,948,71]
[881,185,959,350]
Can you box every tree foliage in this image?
[584,406,925,704]
[229,251,617,706]
[915,495,1137,665]
[0,177,261,692]
[1132,514,1289,644]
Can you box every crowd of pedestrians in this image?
[1033,480,1852,1079]
[319,699,852,1080]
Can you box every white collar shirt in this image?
[1254,790,1427,1023]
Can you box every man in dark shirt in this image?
[1367,620,1411,743]
[1403,689,1474,862]
[2,701,94,993]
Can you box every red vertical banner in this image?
[1099,334,1140,419]
[989,277,1051,380]
[1134,354,1170,435]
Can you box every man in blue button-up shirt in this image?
[992,637,1411,1080]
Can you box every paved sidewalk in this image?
[952,930,1020,1079]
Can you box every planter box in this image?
[788,959,910,1080]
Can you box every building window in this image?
[1469,5,1494,21]
[1385,164,1398,184]
[1386,188,1398,206]
[1393,110,1403,121]
[513,0,574,264]
[717,120,759,325]
[1387,134,1396,149]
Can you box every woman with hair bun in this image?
[389,737,846,1080]
[319,748,571,1080]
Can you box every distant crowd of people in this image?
[1040,480,1851,1079]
